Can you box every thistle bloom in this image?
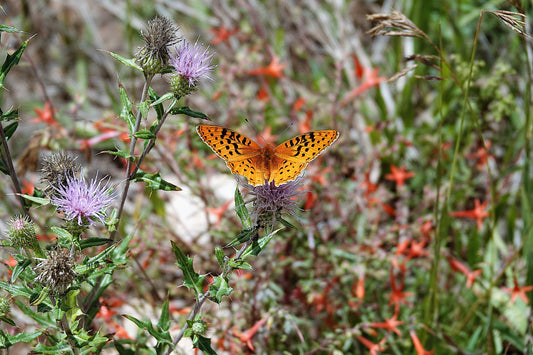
[34,249,76,293]
[169,40,215,97]
[240,176,305,229]
[136,16,180,75]
[50,174,115,226]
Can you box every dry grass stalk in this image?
[486,10,531,39]
[366,10,426,40]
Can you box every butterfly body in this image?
[197,125,339,186]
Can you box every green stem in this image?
[112,74,153,240]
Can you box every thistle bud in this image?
[7,215,37,249]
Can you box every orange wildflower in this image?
[385,165,415,188]
[449,199,489,231]
[447,257,482,289]
[248,56,286,78]
[32,102,57,126]
[355,335,386,355]
[502,275,533,304]
[210,25,239,45]
[410,330,435,355]
[233,317,268,352]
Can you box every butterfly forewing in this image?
[197,125,262,162]
[274,130,339,163]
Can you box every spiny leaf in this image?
[118,81,136,135]
[192,335,217,355]
[209,276,233,303]
[0,39,28,88]
[235,186,251,229]
[132,171,181,191]
[171,241,205,296]
[106,51,143,71]
[169,106,210,120]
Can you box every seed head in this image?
[136,16,180,75]
[40,151,81,196]
[34,249,77,293]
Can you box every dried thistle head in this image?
[34,249,77,294]
[136,16,180,75]
[40,151,81,196]
[366,10,426,40]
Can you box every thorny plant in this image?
[1,3,533,354]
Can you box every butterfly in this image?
[197,125,339,186]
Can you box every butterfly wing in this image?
[197,125,265,184]
[271,130,339,185]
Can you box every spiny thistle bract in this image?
[7,215,37,249]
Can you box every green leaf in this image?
[235,186,252,229]
[79,237,112,249]
[103,150,134,161]
[227,259,252,270]
[215,247,225,268]
[51,226,73,244]
[0,24,22,33]
[148,87,164,121]
[107,51,143,71]
[11,258,31,283]
[279,217,297,230]
[1,109,18,122]
[0,39,28,88]
[228,227,257,247]
[169,106,210,120]
[171,241,205,296]
[134,129,156,139]
[242,229,279,258]
[19,194,50,206]
[3,121,18,140]
[133,171,181,191]
[118,82,136,135]
[150,92,174,107]
[192,335,217,355]
[157,299,170,332]
[208,276,233,304]
[0,316,15,327]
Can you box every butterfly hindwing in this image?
[274,130,339,163]
[197,125,261,162]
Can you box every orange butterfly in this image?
[197,125,339,186]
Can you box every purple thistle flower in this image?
[239,176,306,229]
[50,174,116,226]
[169,40,215,96]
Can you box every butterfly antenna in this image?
[244,118,266,145]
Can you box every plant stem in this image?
[165,238,254,354]
[130,98,178,178]
[0,122,29,216]
[112,74,153,240]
